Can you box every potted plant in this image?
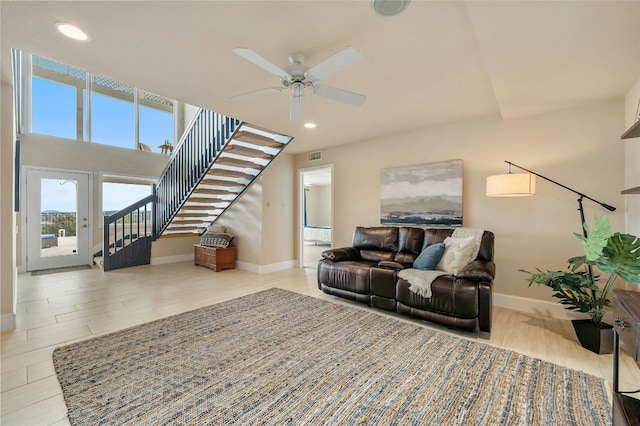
[522,215,640,354]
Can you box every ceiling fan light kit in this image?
[228,46,367,121]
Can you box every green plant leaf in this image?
[596,233,640,284]
[576,215,611,261]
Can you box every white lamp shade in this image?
[486,173,536,196]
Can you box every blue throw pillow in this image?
[413,243,445,270]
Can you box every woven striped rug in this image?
[53,288,611,425]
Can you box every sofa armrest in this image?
[377,260,405,270]
[456,260,495,281]
[321,247,359,262]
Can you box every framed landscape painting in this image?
[380,159,462,226]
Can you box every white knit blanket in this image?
[401,228,484,299]
[398,269,448,298]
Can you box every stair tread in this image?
[225,144,272,159]
[216,157,264,169]
[176,212,218,217]
[208,169,255,179]
[171,219,208,224]
[199,178,244,187]
[188,197,227,204]
[193,188,237,195]
[165,225,204,231]
[233,130,284,148]
[181,205,228,211]
[159,232,201,238]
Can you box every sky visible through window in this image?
[40,180,152,213]
[32,76,169,212]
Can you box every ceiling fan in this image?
[227,46,366,121]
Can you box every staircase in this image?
[102,109,292,271]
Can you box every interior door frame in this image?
[22,165,93,272]
[298,165,333,268]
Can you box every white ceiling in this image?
[2,1,639,155]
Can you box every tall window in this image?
[31,56,86,140]
[91,75,135,148]
[139,91,174,152]
[29,54,175,153]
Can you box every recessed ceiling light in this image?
[55,22,89,41]
[304,123,316,129]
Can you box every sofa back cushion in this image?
[353,226,398,262]
[394,227,424,264]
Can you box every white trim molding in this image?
[493,292,585,320]
[1,313,16,331]
[235,260,296,274]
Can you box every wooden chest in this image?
[194,245,235,272]
[612,289,640,426]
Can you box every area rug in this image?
[53,288,611,425]
[31,265,93,276]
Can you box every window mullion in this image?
[24,53,33,134]
[76,76,83,140]
[86,72,92,142]
[134,88,139,149]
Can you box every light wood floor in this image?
[2,262,639,425]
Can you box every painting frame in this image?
[380,159,463,227]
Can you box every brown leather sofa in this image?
[317,226,495,334]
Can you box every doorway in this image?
[25,168,91,271]
[299,166,332,268]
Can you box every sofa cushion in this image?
[317,260,374,295]
[353,226,399,252]
[360,250,396,263]
[413,243,445,270]
[396,277,479,319]
[437,236,476,275]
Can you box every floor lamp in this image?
[486,160,616,239]
[486,160,616,287]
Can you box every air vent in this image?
[307,151,322,162]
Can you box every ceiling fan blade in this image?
[232,48,290,80]
[290,94,304,121]
[305,46,363,82]
[312,84,366,106]
[226,87,283,103]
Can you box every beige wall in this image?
[294,100,626,304]
[1,82,17,330]
[216,153,295,268]
[306,185,331,226]
[624,77,640,237]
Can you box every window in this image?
[91,75,135,148]
[139,91,174,153]
[31,56,86,139]
[28,54,175,152]
[102,180,153,218]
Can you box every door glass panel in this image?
[40,178,78,257]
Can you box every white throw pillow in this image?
[436,236,476,275]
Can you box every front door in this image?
[26,168,91,271]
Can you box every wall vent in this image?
[307,150,322,162]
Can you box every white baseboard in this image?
[151,254,194,265]
[493,292,584,320]
[235,260,296,274]
[1,313,16,331]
